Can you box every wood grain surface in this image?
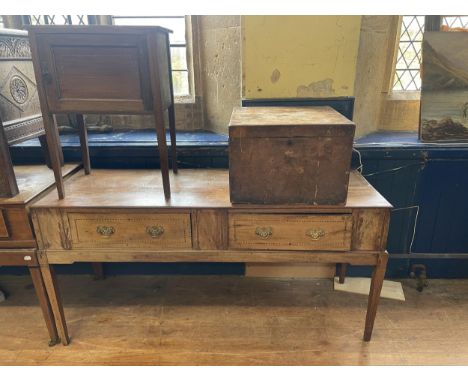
[27,25,176,200]
[68,212,192,249]
[229,106,354,127]
[228,213,352,251]
[1,275,467,365]
[31,169,392,209]
[0,164,80,249]
[41,249,380,266]
[229,106,355,205]
[0,164,80,206]
[30,168,391,344]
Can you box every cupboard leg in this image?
[43,113,65,199]
[55,118,64,167]
[38,134,52,169]
[148,32,171,200]
[168,104,178,173]
[363,253,388,341]
[165,31,178,175]
[76,113,91,175]
[29,266,60,346]
[153,112,171,200]
[40,264,70,345]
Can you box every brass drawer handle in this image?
[306,228,325,240]
[147,225,165,238]
[96,226,115,237]
[255,226,273,239]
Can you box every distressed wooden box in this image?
[229,106,355,205]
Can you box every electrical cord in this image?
[392,205,420,253]
[352,147,363,173]
[353,145,422,253]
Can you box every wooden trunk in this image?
[229,106,355,205]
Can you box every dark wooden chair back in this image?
[0,28,51,197]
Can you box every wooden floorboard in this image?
[0,275,467,365]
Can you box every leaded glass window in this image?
[112,16,190,96]
[393,16,425,91]
[26,15,89,25]
[393,15,468,92]
[441,16,468,29]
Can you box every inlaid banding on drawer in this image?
[229,213,352,251]
[68,213,192,249]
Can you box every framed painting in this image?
[420,31,468,142]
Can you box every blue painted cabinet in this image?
[356,132,468,278]
[8,130,468,278]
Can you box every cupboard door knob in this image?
[255,226,273,239]
[147,225,164,238]
[96,226,115,237]
[306,228,325,240]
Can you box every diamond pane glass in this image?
[442,16,468,29]
[69,15,88,25]
[112,16,190,96]
[392,16,425,91]
[28,15,88,25]
[30,15,45,25]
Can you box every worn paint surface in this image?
[200,16,241,134]
[242,16,362,99]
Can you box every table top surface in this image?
[229,106,354,127]
[32,169,392,210]
[0,164,80,206]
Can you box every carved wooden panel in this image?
[0,29,46,197]
[0,29,41,122]
[2,114,44,144]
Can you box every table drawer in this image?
[229,213,352,251]
[68,212,192,249]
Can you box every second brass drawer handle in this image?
[255,226,273,239]
[306,228,325,240]
[96,226,115,237]
[147,225,165,238]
